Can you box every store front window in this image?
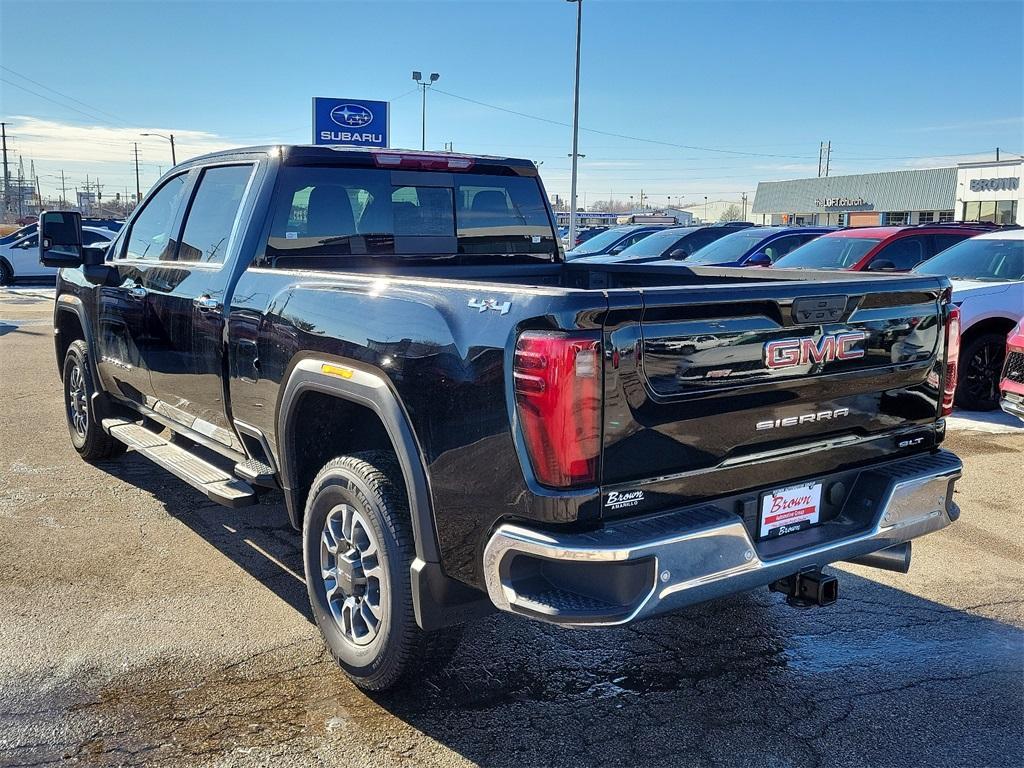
[965,200,1018,223]
[884,211,909,225]
[939,210,954,222]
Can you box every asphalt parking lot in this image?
[1,284,1022,768]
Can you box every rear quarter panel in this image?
[226,268,606,585]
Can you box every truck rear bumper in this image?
[482,450,962,627]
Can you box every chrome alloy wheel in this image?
[67,362,88,438]
[320,503,386,646]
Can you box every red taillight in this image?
[513,331,601,488]
[372,151,474,171]
[942,306,961,416]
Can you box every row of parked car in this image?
[569,221,1023,414]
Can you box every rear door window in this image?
[174,164,254,263]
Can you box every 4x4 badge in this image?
[468,298,511,315]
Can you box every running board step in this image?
[234,458,278,489]
[102,418,257,508]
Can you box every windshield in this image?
[686,229,772,264]
[568,227,634,257]
[913,237,1024,281]
[0,224,36,245]
[263,165,557,267]
[774,236,880,269]
[617,228,690,258]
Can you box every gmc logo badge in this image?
[764,331,867,369]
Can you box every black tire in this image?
[0,259,12,286]
[955,333,1006,411]
[62,340,124,460]
[302,451,460,691]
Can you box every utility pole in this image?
[818,141,824,177]
[133,142,141,203]
[824,141,831,177]
[60,170,67,207]
[741,192,748,220]
[0,122,9,216]
[996,147,1000,162]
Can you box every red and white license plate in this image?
[759,482,822,538]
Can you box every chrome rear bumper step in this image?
[482,450,962,627]
[102,418,257,508]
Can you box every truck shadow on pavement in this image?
[81,451,1024,768]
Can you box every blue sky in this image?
[2,0,1022,207]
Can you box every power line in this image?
[432,87,817,160]
[0,78,123,127]
[0,65,131,125]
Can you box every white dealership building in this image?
[955,159,1022,226]
[751,158,1023,227]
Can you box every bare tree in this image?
[719,204,742,222]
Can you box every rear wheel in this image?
[62,340,123,460]
[955,333,1005,411]
[303,452,460,691]
[0,259,12,286]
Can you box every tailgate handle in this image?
[793,295,846,324]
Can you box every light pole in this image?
[566,0,583,251]
[412,71,440,150]
[704,195,708,222]
[141,132,176,166]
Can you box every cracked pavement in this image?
[1,286,1022,767]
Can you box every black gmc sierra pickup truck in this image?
[39,145,963,690]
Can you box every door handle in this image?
[128,285,147,300]
[194,295,221,312]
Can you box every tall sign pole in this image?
[567,0,583,252]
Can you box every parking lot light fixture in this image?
[141,132,176,166]
[412,71,440,151]
[566,0,583,252]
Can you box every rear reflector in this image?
[942,306,961,417]
[513,331,601,488]
[372,151,475,171]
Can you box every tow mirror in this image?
[38,210,84,268]
[867,259,896,272]
[746,251,771,267]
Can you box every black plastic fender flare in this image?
[276,357,440,565]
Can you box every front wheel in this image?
[0,259,13,286]
[956,333,1005,411]
[303,452,460,691]
[62,340,123,460]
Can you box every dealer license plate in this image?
[759,481,823,539]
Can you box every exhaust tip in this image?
[844,542,912,574]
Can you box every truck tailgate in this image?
[600,273,950,513]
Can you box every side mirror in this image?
[746,251,771,267]
[609,244,626,255]
[668,248,688,259]
[38,210,84,268]
[867,259,896,272]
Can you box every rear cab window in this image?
[260,165,557,268]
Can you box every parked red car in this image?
[772,223,995,272]
[999,322,1024,421]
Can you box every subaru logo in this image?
[330,104,374,128]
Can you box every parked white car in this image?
[913,229,1024,410]
[0,226,117,285]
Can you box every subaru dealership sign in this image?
[312,97,389,147]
